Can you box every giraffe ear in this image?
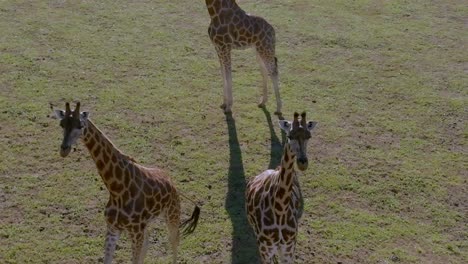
[279,120,292,132]
[53,110,65,120]
[307,121,317,131]
[80,111,89,120]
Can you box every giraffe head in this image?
[53,102,89,157]
[279,112,317,171]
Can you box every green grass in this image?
[0,0,466,263]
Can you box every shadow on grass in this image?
[224,113,259,264]
[224,109,292,263]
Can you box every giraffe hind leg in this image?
[167,221,180,264]
[258,51,282,116]
[256,51,269,107]
[165,200,181,264]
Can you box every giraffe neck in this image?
[205,0,239,18]
[81,119,132,191]
[274,143,297,213]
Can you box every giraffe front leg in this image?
[223,63,233,114]
[278,242,296,264]
[103,227,120,264]
[216,46,233,114]
[257,241,276,264]
[130,226,147,264]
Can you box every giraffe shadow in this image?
[224,113,259,264]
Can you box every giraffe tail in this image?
[179,193,201,236]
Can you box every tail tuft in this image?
[180,205,200,236]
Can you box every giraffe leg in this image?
[256,52,269,107]
[257,241,276,264]
[130,227,147,264]
[258,52,282,116]
[167,221,180,264]
[140,230,150,263]
[278,242,296,264]
[216,46,233,113]
[271,71,282,117]
[103,227,120,264]
[165,201,181,264]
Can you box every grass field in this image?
[0,0,466,263]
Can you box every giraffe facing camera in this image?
[246,111,317,263]
[53,102,200,264]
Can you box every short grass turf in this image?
[0,0,466,263]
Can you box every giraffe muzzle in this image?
[60,145,71,157]
[297,157,308,171]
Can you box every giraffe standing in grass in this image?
[246,112,317,263]
[205,0,282,115]
[53,102,200,264]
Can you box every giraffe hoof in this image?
[220,103,232,114]
[257,103,265,108]
[274,111,283,118]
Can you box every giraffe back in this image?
[104,162,180,231]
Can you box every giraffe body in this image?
[54,103,199,264]
[246,112,317,263]
[205,0,282,115]
[84,121,181,264]
[207,2,275,50]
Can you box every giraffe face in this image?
[279,117,317,171]
[54,103,89,157]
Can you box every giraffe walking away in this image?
[53,102,200,264]
[205,0,282,115]
[246,112,317,263]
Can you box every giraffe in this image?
[246,112,317,263]
[205,0,282,115]
[53,102,200,264]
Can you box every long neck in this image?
[81,119,131,190]
[274,142,297,212]
[205,0,239,18]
